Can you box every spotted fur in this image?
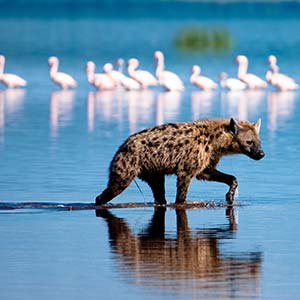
[95,118,264,205]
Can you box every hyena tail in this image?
[95,149,140,205]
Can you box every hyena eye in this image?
[246,140,254,146]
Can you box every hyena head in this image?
[229,118,265,160]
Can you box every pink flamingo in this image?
[127,58,157,89]
[48,56,77,89]
[190,65,218,90]
[86,61,116,90]
[154,50,184,92]
[219,72,247,91]
[266,55,298,91]
[236,55,267,89]
[102,62,123,86]
[110,59,141,91]
[0,55,27,88]
[267,55,279,73]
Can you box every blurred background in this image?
[2,2,300,300]
[1,0,300,202]
[1,0,300,88]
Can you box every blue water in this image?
[1,2,300,299]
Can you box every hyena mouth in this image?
[251,150,265,160]
[243,148,265,160]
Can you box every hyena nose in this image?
[258,150,265,159]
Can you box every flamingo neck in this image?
[86,68,95,84]
[190,67,201,83]
[190,72,198,83]
[237,60,248,78]
[155,56,164,77]
[118,61,124,74]
[270,63,279,73]
[50,62,58,78]
[219,78,226,88]
[266,70,273,83]
[127,64,136,78]
[0,60,4,74]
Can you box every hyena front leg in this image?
[175,175,192,204]
[201,168,238,205]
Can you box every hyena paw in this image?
[95,195,107,205]
[226,180,238,205]
[225,191,235,205]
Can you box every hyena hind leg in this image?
[139,173,167,205]
[95,172,135,205]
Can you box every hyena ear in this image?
[254,118,261,134]
[229,118,241,135]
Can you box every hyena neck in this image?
[208,121,241,157]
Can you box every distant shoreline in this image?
[1,1,300,20]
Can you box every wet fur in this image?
[96,118,264,205]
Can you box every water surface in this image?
[1,2,300,299]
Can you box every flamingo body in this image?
[86,61,116,90]
[219,72,247,91]
[51,72,76,89]
[266,55,298,91]
[105,61,124,87]
[157,70,185,92]
[0,55,27,88]
[119,75,141,90]
[236,55,267,89]
[114,59,141,90]
[154,51,184,92]
[48,56,77,89]
[266,70,298,91]
[190,65,218,90]
[128,58,157,88]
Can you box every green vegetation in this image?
[174,26,233,52]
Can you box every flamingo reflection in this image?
[87,90,124,133]
[267,90,296,132]
[156,91,182,125]
[87,92,95,132]
[220,90,266,121]
[126,90,155,134]
[96,207,261,298]
[0,89,25,143]
[190,90,215,120]
[0,93,3,138]
[50,90,75,138]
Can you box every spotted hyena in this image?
[95,118,265,206]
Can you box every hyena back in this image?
[95,118,264,206]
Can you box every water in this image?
[1,2,300,299]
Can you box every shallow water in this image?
[1,2,300,299]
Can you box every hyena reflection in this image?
[96,118,264,205]
[96,208,262,296]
